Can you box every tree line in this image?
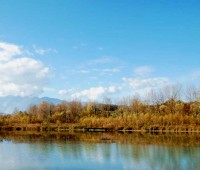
[0,84,200,131]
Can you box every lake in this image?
[0,132,200,170]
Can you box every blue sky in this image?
[0,0,200,102]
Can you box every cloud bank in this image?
[71,86,119,100]
[122,77,169,90]
[0,42,49,97]
[133,66,153,76]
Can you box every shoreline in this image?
[1,123,200,133]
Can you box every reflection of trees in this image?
[117,144,200,169]
[1,132,200,169]
[1,132,200,146]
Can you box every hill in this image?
[0,96,62,114]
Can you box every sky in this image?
[0,0,200,102]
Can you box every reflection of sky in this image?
[0,140,200,170]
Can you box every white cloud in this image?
[58,89,72,96]
[133,66,153,76]
[120,77,170,98]
[74,56,123,77]
[0,42,22,61]
[92,68,120,76]
[70,75,169,101]
[0,42,50,97]
[75,67,120,75]
[71,87,105,100]
[33,45,57,55]
[123,77,169,90]
[71,86,119,100]
[108,86,118,93]
[44,87,56,92]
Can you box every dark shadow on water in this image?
[1,131,200,146]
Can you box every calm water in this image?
[0,132,200,170]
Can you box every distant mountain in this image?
[0,96,62,114]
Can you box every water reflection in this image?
[0,132,200,170]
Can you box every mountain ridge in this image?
[0,96,62,114]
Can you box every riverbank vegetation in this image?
[0,84,200,132]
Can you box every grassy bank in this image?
[79,113,200,132]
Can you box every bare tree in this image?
[185,85,200,102]
[119,96,131,113]
[163,83,182,102]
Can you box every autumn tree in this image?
[130,95,144,115]
[66,100,82,123]
[38,102,54,123]
[84,103,96,116]
[28,105,39,123]
[51,101,68,123]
